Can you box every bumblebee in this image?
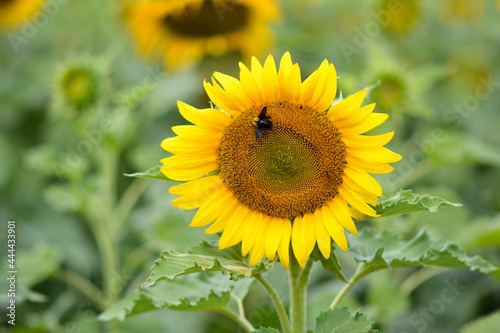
[253,106,273,139]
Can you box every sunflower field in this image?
[1,0,500,332]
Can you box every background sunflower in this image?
[124,0,279,70]
[0,0,44,29]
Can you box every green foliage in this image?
[460,311,500,333]
[143,240,275,287]
[100,274,253,321]
[314,308,377,333]
[374,190,462,217]
[311,247,348,283]
[348,228,497,274]
[252,328,280,333]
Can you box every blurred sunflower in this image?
[124,0,279,70]
[0,0,44,29]
[380,0,420,33]
[438,0,486,25]
[161,53,401,268]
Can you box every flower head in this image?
[0,0,44,29]
[161,53,401,268]
[124,0,279,70]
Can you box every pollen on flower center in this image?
[162,0,249,37]
[218,101,347,219]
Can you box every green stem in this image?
[329,263,384,310]
[218,308,255,333]
[254,274,292,333]
[54,269,102,308]
[114,178,149,231]
[289,257,314,333]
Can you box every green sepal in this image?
[124,165,173,181]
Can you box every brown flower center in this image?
[0,0,15,7]
[218,101,347,219]
[163,0,249,37]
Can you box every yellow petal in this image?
[347,146,402,163]
[265,216,284,260]
[339,185,378,217]
[321,203,348,251]
[160,152,217,169]
[341,113,389,135]
[241,210,261,255]
[160,161,219,181]
[343,165,383,196]
[328,89,367,118]
[278,220,291,269]
[331,104,375,130]
[161,136,218,155]
[219,204,250,249]
[327,197,359,236]
[342,132,395,148]
[190,189,236,227]
[172,125,224,143]
[213,72,253,107]
[203,79,244,115]
[314,208,332,259]
[346,155,395,174]
[291,213,316,268]
[170,176,223,209]
[278,52,293,97]
[239,62,264,105]
[283,64,302,102]
[261,54,279,101]
[249,214,270,266]
[177,101,232,129]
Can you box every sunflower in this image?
[124,0,278,70]
[161,53,401,268]
[0,0,44,29]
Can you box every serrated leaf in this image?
[124,165,172,181]
[100,273,251,321]
[348,228,496,274]
[252,328,280,333]
[143,240,275,288]
[311,247,348,283]
[314,308,377,333]
[460,311,500,333]
[373,190,462,217]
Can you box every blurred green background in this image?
[1,0,499,332]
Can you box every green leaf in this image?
[314,308,377,333]
[374,190,462,217]
[252,328,280,333]
[143,240,275,287]
[348,228,497,274]
[460,311,500,333]
[311,247,348,283]
[124,165,172,181]
[100,274,252,321]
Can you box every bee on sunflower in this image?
[161,52,401,268]
[124,0,279,70]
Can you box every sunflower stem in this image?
[289,256,314,333]
[329,263,384,310]
[218,308,255,333]
[254,274,292,333]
